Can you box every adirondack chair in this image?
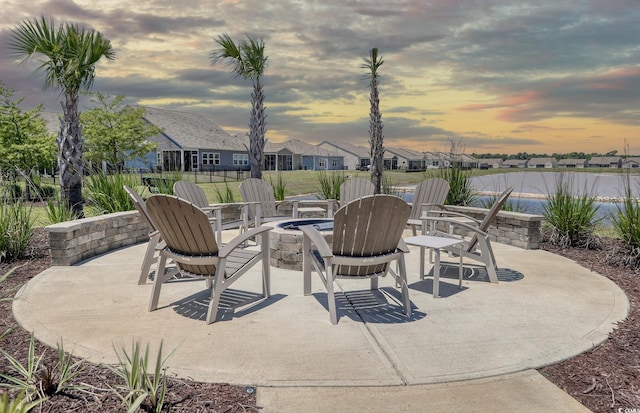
[124,185,172,285]
[300,195,412,324]
[423,187,514,284]
[145,195,272,324]
[240,178,327,226]
[339,177,375,207]
[173,180,247,244]
[406,178,450,235]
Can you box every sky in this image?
[0,0,639,156]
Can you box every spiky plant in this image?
[211,33,268,179]
[362,48,385,194]
[8,16,115,217]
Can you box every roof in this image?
[318,141,370,158]
[142,106,244,151]
[478,158,504,164]
[503,159,527,166]
[622,157,640,164]
[528,157,557,164]
[589,156,621,164]
[386,147,425,160]
[268,139,334,156]
[558,159,587,165]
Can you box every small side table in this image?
[404,235,464,298]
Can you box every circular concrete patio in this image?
[13,237,628,388]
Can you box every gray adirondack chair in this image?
[145,194,271,324]
[423,187,514,284]
[339,177,375,207]
[406,178,450,235]
[300,195,412,324]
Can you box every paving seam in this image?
[335,280,412,385]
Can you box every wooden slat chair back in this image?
[409,178,450,221]
[145,195,272,324]
[239,178,279,221]
[173,180,209,209]
[300,194,412,324]
[339,178,375,207]
[465,187,513,253]
[333,195,410,276]
[124,185,164,285]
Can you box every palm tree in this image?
[211,33,267,179]
[8,16,115,217]
[362,48,385,194]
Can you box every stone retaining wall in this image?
[432,206,543,250]
[46,211,148,266]
[46,202,543,266]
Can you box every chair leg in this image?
[397,255,411,317]
[139,234,159,285]
[206,265,227,324]
[303,235,312,295]
[149,254,167,312]
[262,232,271,297]
[326,265,338,325]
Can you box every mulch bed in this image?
[0,228,259,412]
[1,229,639,411]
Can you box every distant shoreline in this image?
[475,190,629,203]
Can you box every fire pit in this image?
[265,218,333,271]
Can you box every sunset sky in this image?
[1,0,639,155]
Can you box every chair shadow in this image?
[312,287,427,324]
[168,288,286,322]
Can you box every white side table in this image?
[404,235,464,298]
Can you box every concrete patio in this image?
[13,230,628,412]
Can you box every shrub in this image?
[609,173,640,268]
[45,196,77,224]
[542,174,601,248]
[213,182,235,203]
[427,167,476,206]
[0,201,34,263]
[84,172,138,213]
[269,173,287,201]
[109,341,173,413]
[316,171,345,200]
[1,182,22,202]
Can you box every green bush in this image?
[0,201,34,263]
[45,196,77,224]
[84,172,138,214]
[213,182,235,203]
[269,173,287,201]
[542,174,600,248]
[426,167,476,206]
[1,182,22,201]
[316,171,345,200]
[612,175,640,249]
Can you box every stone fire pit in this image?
[265,218,333,271]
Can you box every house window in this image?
[233,153,249,166]
[432,160,440,167]
[319,158,327,168]
[202,152,220,165]
[332,158,338,168]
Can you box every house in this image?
[622,157,640,169]
[424,152,447,169]
[558,159,587,168]
[444,153,479,169]
[142,107,248,172]
[588,156,622,168]
[264,139,343,170]
[317,141,371,170]
[478,158,504,169]
[386,147,426,170]
[528,157,557,169]
[501,159,528,168]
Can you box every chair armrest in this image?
[397,239,410,253]
[424,217,489,237]
[299,225,333,257]
[427,210,482,225]
[218,226,272,257]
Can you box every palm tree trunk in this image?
[59,90,84,217]
[369,77,384,194]
[249,81,267,179]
